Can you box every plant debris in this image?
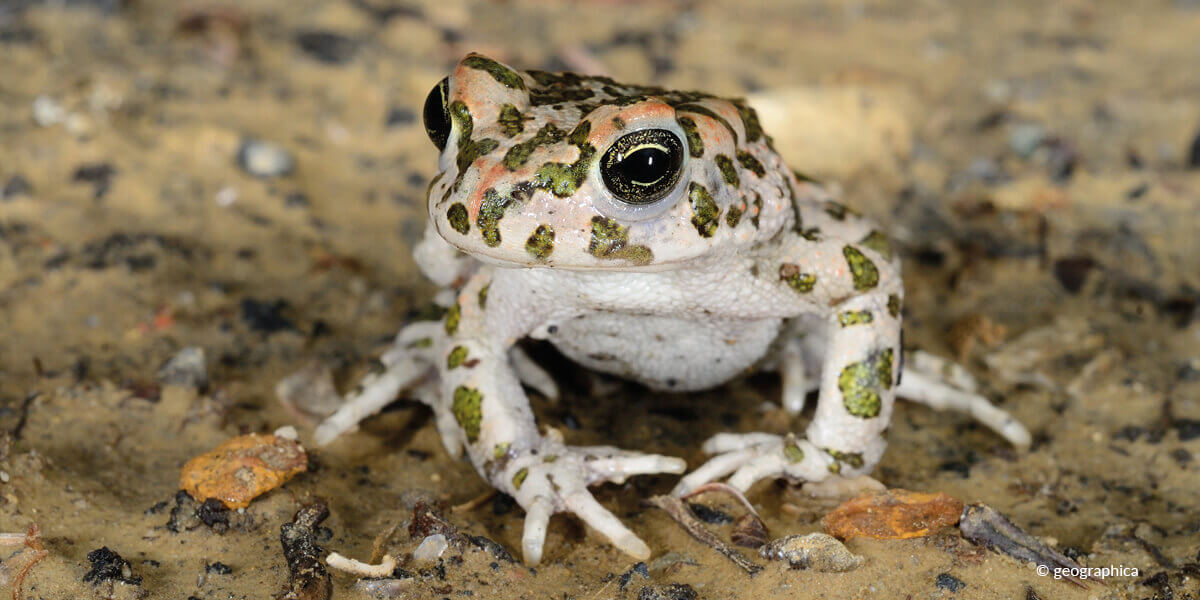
[180,433,307,508]
[958,503,1094,588]
[83,546,142,586]
[280,502,333,600]
[822,489,964,540]
[646,495,762,575]
[759,533,864,572]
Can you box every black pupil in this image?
[621,148,669,186]
[423,78,451,151]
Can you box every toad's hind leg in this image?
[896,352,1031,448]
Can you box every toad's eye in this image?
[423,77,451,151]
[600,129,684,205]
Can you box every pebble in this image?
[1008,123,1046,158]
[32,95,65,126]
[295,30,359,64]
[156,346,208,391]
[275,360,343,420]
[935,573,966,592]
[822,489,964,540]
[179,433,307,508]
[412,533,448,565]
[636,583,698,600]
[236,138,295,178]
[759,533,864,572]
[2,174,32,199]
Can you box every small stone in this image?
[156,346,208,391]
[295,30,358,64]
[205,562,233,575]
[284,191,310,208]
[1008,123,1046,158]
[179,433,307,508]
[385,106,416,128]
[32,95,65,126]
[412,534,448,565]
[240,298,295,333]
[759,533,864,572]
[275,360,343,420]
[2,174,32,199]
[274,425,299,440]
[0,470,9,483]
[935,573,966,592]
[637,583,698,600]
[236,138,295,178]
[822,489,964,540]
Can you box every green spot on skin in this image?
[493,442,510,459]
[413,303,447,321]
[588,216,654,265]
[477,188,514,247]
[512,467,529,490]
[843,246,880,291]
[736,151,765,177]
[784,444,805,464]
[879,348,895,389]
[859,230,894,261]
[715,154,740,187]
[478,284,490,309]
[452,385,483,442]
[611,116,626,130]
[733,101,765,143]
[525,224,555,260]
[779,263,816,293]
[887,294,901,318]
[503,124,565,170]
[827,461,841,475]
[675,103,738,144]
[824,200,848,220]
[677,116,703,158]
[838,349,895,418]
[799,227,822,241]
[444,302,461,335]
[447,203,469,234]
[534,122,596,197]
[447,345,469,369]
[461,55,526,90]
[826,449,865,469]
[450,101,499,175]
[407,337,432,349]
[726,202,743,228]
[838,310,874,327]
[544,455,558,463]
[688,182,720,237]
[750,193,763,228]
[497,104,532,137]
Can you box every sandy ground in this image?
[1,0,1199,598]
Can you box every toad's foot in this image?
[498,434,686,565]
[672,433,854,497]
[897,353,1031,448]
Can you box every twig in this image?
[12,524,48,600]
[645,495,762,575]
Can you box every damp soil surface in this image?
[1,1,1199,599]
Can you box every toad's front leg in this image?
[437,270,685,565]
[675,234,901,495]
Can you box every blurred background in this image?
[1,1,1198,598]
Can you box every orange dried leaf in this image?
[180,433,307,509]
[822,489,964,540]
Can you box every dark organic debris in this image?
[206,561,233,574]
[646,495,762,575]
[409,500,462,541]
[241,298,295,334]
[637,583,698,600]
[83,547,142,586]
[166,490,202,532]
[687,502,733,524]
[72,163,116,199]
[959,503,1094,588]
[197,497,230,531]
[618,561,649,590]
[468,535,515,563]
[731,513,768,549]
[935,573,966,592]
[1052,256,1096,293]
[295,30,359,64]
[280,502,333,600]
